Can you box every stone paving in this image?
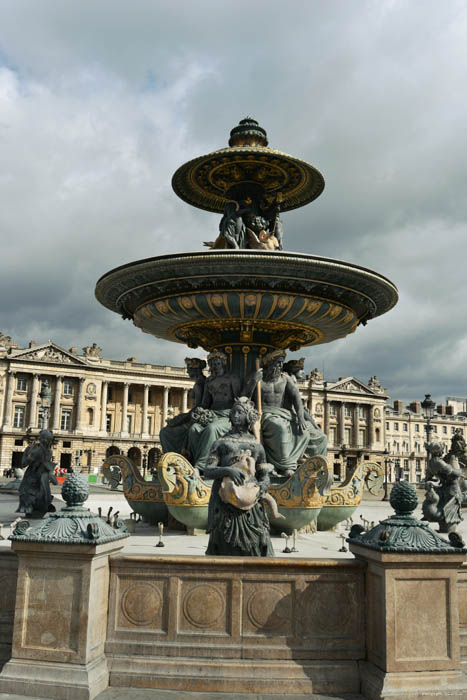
[0,692,364,700]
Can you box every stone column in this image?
[182,388,189,413]
[100,381,108,433]
[353,404,359,447]
[28,373,40,429]
[368,405,374,447]
[142,384,149,436]
[2,370,16,428]
[121,382,129,435]
[52,376,63,431]
[324,396,330,435]
[162,386,169,427]
[339,402,346,444]
[75,377,85,432]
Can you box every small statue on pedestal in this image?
[422,442,467,533]
[17,429,58,518]
[203,397,275,556]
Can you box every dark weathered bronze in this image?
[203,397,274,556]
[95,118,399,551]
[348,481,466,553]
[16,429,57,519]
[422,442,467,534]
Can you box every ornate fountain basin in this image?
[95,250,398,355]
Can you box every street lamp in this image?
[382,448,392,501]
[421,393,436,481]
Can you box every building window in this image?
[386,421,389,430]
[14,438,24,446]
[442,425,447,434]
[403,423,408,431]
[344,405,351,417]
[63,378,73,395]
[16,376,27,391]
[358,429,366,445]
[13,406,25,428]
[415,423,420,432]
[63,441,71,448]
[106,414,112,431]
[394,422,399,431]
[108,386,113,401]
[375,427,380,442]
[432,425,437,433]
[416,473,421,483]
[358,406,365,418]
[329,427,336,445]
[148,390,153,404]
[416,459,421,471]
[329,404,336,416]
[87,408,94,425]
[403,459,409,469]
[128,390,133,403]
[147,416,153,434]
[61,409,72,431]
[344,428,351,444]
[127,415,132,433]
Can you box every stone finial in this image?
[62,473,89,508]
[389,481,418,515]
[348,481,466,554]
[10,473,129,545]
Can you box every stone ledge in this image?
[0,656,108,700]
[359,660,467,700]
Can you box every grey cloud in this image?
[0,0,466,405]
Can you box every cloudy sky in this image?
[1,0,466,405]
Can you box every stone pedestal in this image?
[350,543,467,700]
[0,539,125,700]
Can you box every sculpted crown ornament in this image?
[348,482,466,553]
[11,473,129,545]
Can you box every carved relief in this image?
[179,581,229,634]
[243,582,293,636]
[121,581,163,628]
[22,347,75,364]
[302,580,356,638]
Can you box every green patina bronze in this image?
[10,473,129,545]
[348,481,467,553]
[95,118,399,552]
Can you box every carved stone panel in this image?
[242,581,293,637]
[178,579,230,636]
[394,577,450,663]
[301,578,359,641]
[23,567,81,653]
[117,577,167,633]
[367,570,384,665]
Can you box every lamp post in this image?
[382,448,392,501]
[421,393,436,478]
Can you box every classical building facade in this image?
[0,334,392,478]
[385,398,467,484]
[0,338,193,474]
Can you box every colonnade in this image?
[2,371,190,437]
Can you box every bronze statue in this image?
[422,442,467,533]
[243,350,327,476]
[159,357,206,455]
[186,351,241,471]
[203,396,275,556]
[17,429,57,518]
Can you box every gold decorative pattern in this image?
[102,455,164,503]
[268,456,333,508]
[172,146,325,213]
[158,452,211,507]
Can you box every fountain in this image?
[95,117,397,534]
